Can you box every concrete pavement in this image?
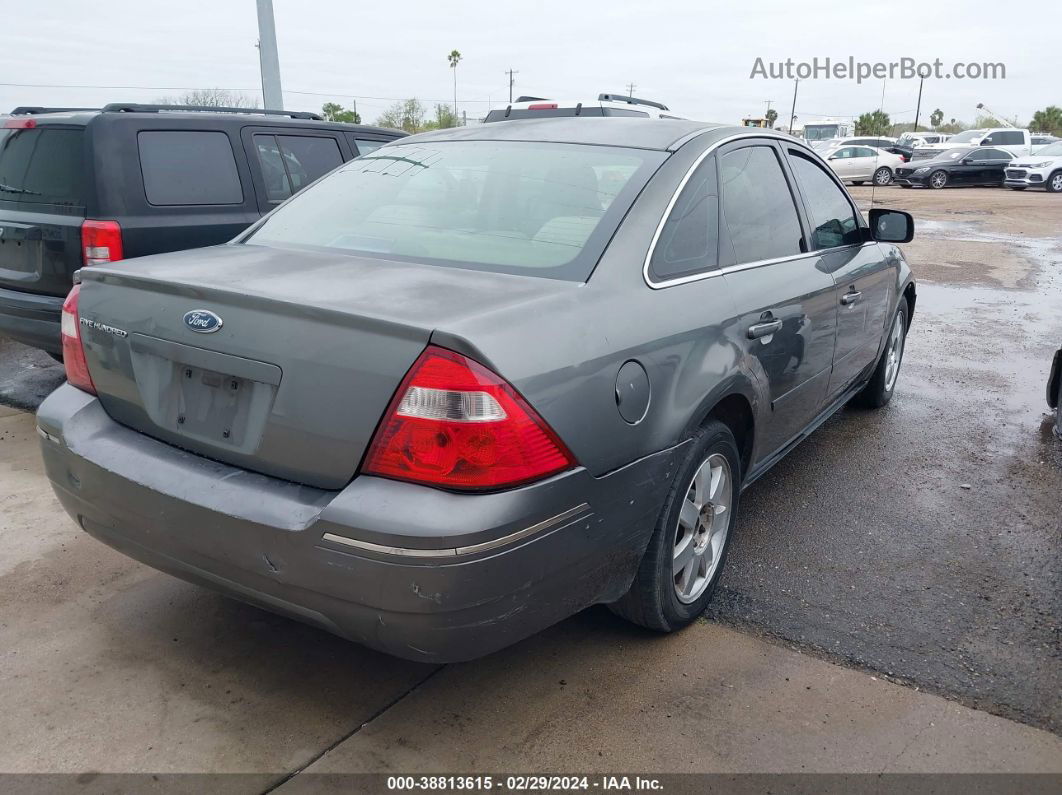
[1,407,1059,783]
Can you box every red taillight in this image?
[3,118,36,129]
[362,346,576,491]
[60,284,96,395]
[81,220,123,266]
[528,103,559,110]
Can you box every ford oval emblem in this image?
[183,309,223,333]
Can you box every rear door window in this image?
[719,145,804,263]
[138,130,243,206]
[984,131,1023,146]
[252,134,343,202]
[0,127,86,206]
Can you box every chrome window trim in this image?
[320,502,591,559]
[644,133,874,290]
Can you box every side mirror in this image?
[828,155,838,160]
[961,158,972,164]
[869,208,914,243]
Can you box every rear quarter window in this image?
[0,127,86,206]
[138,130,243,206]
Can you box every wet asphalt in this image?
[0,192,1059,735]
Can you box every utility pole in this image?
[788,79,799,135]
[912,76,924,132]
[256,0,284,110]
[626,82,636,97]
[765,100,773,116]
[505,69,518,104]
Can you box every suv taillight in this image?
[362,346,575,490]
[60,284,96,395]
[81,220,123,266]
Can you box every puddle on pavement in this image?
[896,216,1062,457]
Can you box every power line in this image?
[0,81,498,104]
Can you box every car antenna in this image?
[869,78,888,212]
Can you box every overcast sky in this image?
[2,1,1057,128]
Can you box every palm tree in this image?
[1031,106,1062,136]
[448,50,462,120]
[930,109,943,129]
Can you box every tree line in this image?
[854,105,1062,137]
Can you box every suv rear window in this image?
[253,134,344,202]
[0,126,86,206]
[138,130,243,206]
[244,140,665,281]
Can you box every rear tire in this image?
[852,296,908,409]
[608,420,740,631]
[873,167,893,186]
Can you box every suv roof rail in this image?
[514,96,550,103]
[100,103,324,121]
[597,93,669,112]
[10,106,100,115]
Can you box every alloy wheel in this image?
[874,167,892,186]
[1052,174,1062,192]
[673,453,732,604]
[883,312,906,392]
[931,171,947,189]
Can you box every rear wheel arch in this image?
[691,392,755,481]
[902,281,917,330]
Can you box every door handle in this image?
[747,319,782,339]
[841,290,862,306]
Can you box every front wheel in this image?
[609,420,740,631]
[874,167,893,186]
[1047,171,1062,193]
[929,170,948,189]
[852,296,909,409]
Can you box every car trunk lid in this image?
[75,243,574,489]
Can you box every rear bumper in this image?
[0,286,63,354]
[37,384,681,662]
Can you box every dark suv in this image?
[0,103,404,355]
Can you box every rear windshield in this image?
[0,126,86,206]
[243,140,665,281]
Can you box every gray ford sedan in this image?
[37,119,916,662]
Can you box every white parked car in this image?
[823,144,905,185]
[912,128,1033,159]
[1031,135,1060,153]
[1004,140,1062,192]
[897,132,952,148]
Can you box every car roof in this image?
[387,118,733,152]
